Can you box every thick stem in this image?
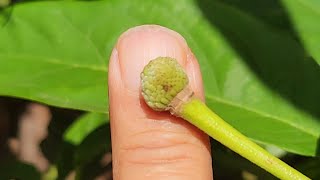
[179,98,310,180]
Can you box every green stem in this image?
[179,98,310,180]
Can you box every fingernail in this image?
[116,25,188,91]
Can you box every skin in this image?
[108,25,212,180]
[140,57,310,180]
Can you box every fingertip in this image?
[108,48,123,93]
[108,25,212,180]
[115,25,189,92]
[186,51,205,101]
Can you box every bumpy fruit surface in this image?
[141,57,188,111]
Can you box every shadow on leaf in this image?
[196,0,320,124]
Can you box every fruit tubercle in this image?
[179,97,310,180]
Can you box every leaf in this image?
[74,124,111,166]
[64,112,108,145]
[215,0,293,31]
[197,0,320,156]
[0,160,41,180]
[55,142,76,180]
[74,125,112,180]
[41,107,79,162]
[211,140,276,180]
[42,165,58,180]
[294,158,320,179]
[281,0,320,65]
[75,158,112,180]
[0,1,109,113]
[0,0,319,156]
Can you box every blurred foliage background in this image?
[0,0,319,179]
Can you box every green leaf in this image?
[215,0,293,31]
[0,160,41,180]
[75,158,112,180]
[197,0,320,156]
[55,142,76,179]
[0,1,109,113]
[64,112,108,145]
[0,0,319,156]
[281,0,320,65]
[74,124,112,180]
[294,157,320,179]
[42,165,58,180]
[211,140,276,180]
[41,108,78,163]
[74,124,111,166]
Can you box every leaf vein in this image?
[0,53,107,72]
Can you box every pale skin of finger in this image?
[108,25,213,180]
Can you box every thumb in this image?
[108,25,213,180]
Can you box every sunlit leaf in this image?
[282,0,320,65]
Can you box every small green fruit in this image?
[140,57,188,111]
